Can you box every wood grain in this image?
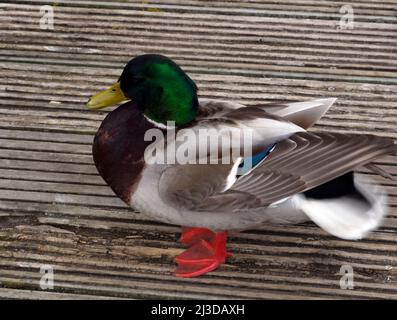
[0,0,396,299]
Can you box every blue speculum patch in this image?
[237,143,276,176]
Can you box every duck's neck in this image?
[141,85,198,127]
[93,101,157,203]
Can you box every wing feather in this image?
[199,97,336,129]
[158,99,396,213]
[232,132,397,205]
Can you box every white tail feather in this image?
[300,174,387,240]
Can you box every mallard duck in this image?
[87,54,397,278]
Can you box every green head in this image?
[87,54,198,127]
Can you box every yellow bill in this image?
[86,82,128,110]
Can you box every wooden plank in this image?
[0,0,396,299]
[6,1,397,22]
[0,288,124,300]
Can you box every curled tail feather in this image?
[299,172,387,240]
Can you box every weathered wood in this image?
[0,0,396,299]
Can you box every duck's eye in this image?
[130,76,145,84]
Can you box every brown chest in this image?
[93,102,156,203]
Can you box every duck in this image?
[87,54,397,278]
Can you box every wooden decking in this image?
[0,0,396,299]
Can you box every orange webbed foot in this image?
[175,228,231,278]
